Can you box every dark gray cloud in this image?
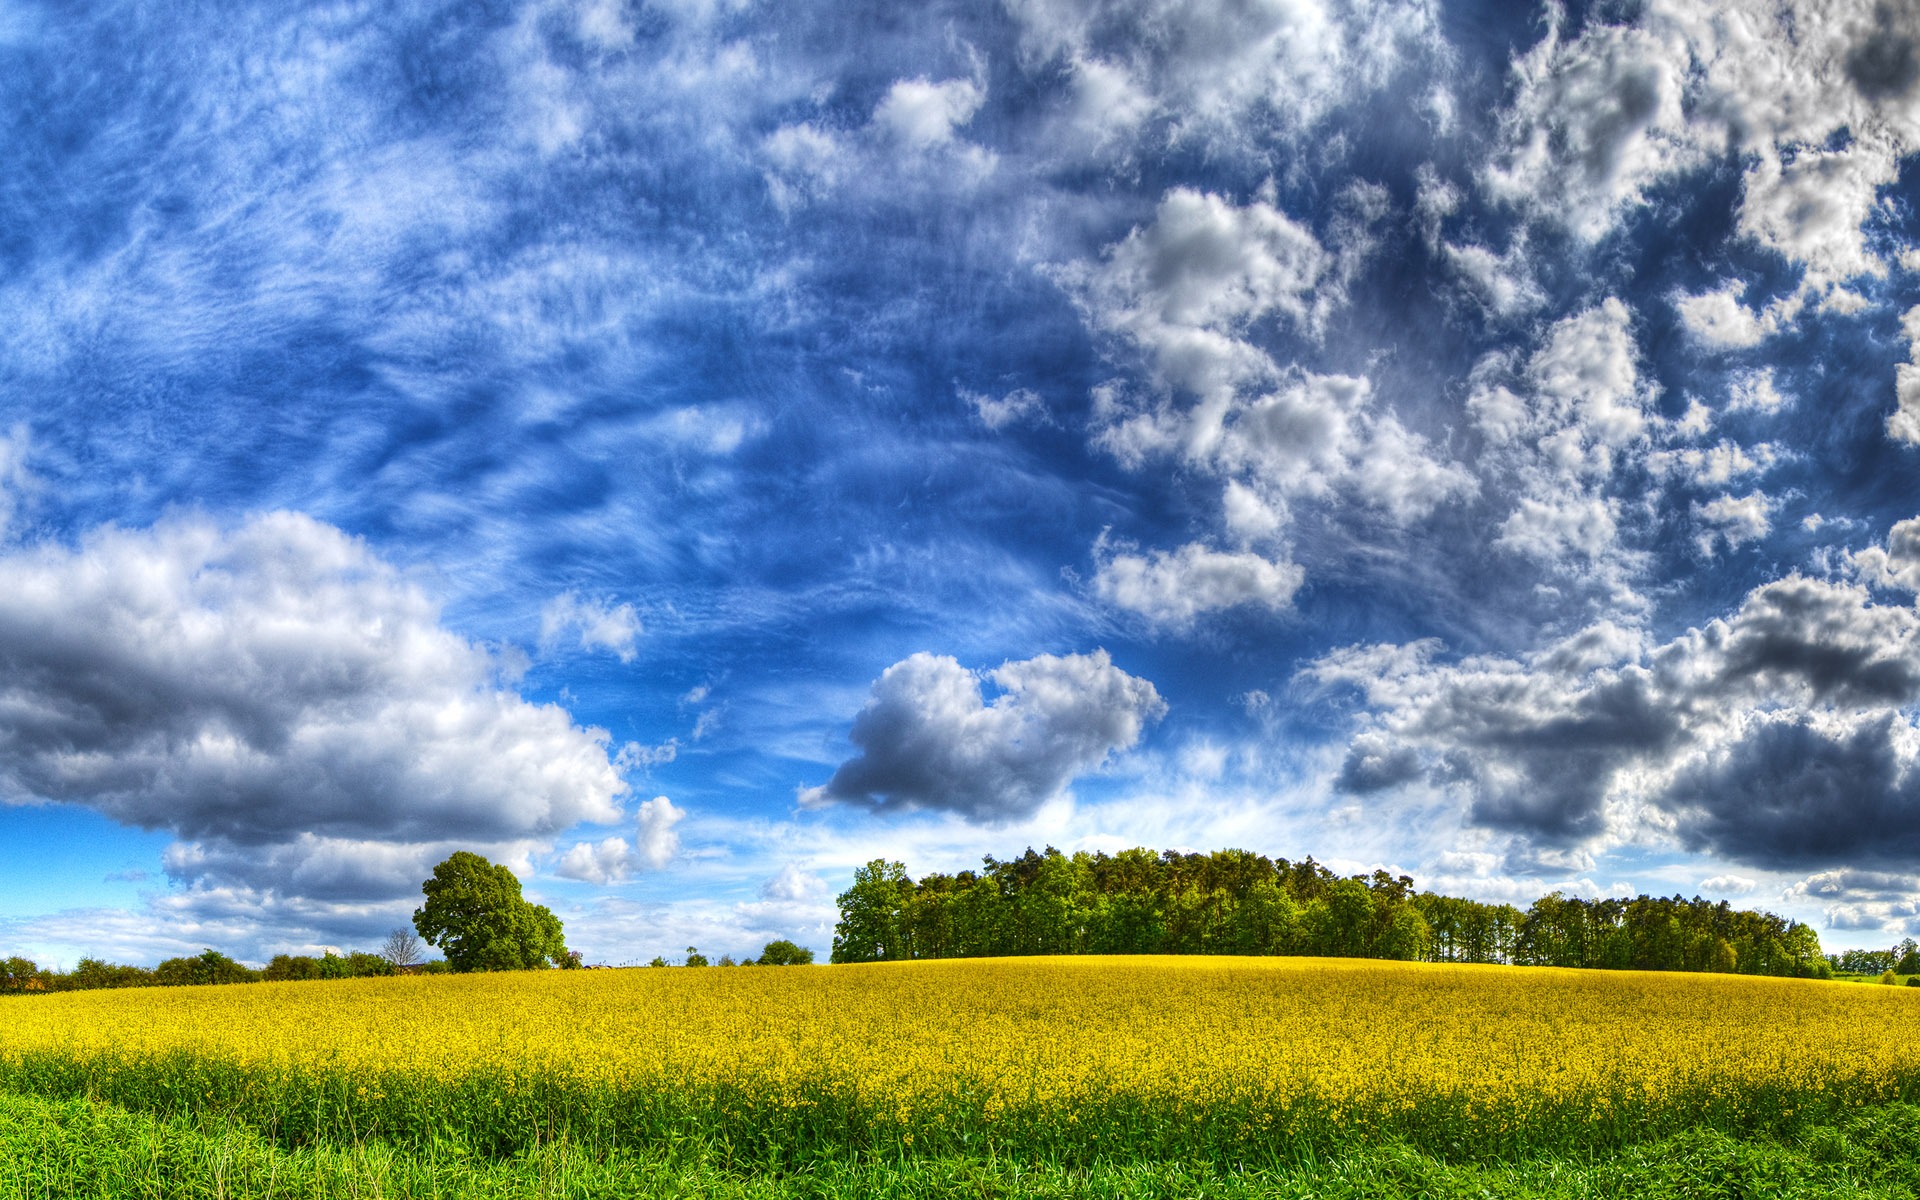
[158,837,472,904]
[1666,715,1920,869]
[1696,576,1920,706]
[1435,668,1680,842]
[1334,733,1423,794]
[0,512,628,896]
[1309,534,1920,866]
[810,650,1165,821]
[1845,3,1920,101]
[1312,638,1679,844]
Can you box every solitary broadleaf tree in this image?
[412,851,568,972]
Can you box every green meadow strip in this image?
[7,1049,1920,1172]
[9,1090,1920,1199]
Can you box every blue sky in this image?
[5,0,1920,965]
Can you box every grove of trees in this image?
[1421,889,1826,975]
[645,941,815,968]
[831,846,1830,979]
[1829,939,1920,976]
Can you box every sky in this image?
[4,0,1920,967]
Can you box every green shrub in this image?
[758,940,815,966]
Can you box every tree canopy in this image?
[830,845,1827,980]
[757,939,815,966]
[412,851,568,972]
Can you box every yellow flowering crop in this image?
[2,957,1915,1162]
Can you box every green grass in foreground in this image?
[8,1091,1920,1199]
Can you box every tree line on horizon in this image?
[0,940,430,994]
[0,845,1860,994]
[0,851,816,995]
[0,936,819,994]
[830,846,1833,979]
[1832,941,1920,977]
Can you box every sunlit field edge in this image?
[3,956,1919,1171]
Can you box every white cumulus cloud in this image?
[962,386,1047,431]
[873,76,986,148]
[1005,0,1437,158]
[555,796,685,884]
[1067,188,1471,627]
[0,512,629,903]
[1694,491,1775,555]
[1886,306,1920,445]
[540,590,641,662]
[1472,298,1657,605]
[1488,0,1920,315]
[1070,187,1335,402]
[1093,541,1304,626]
[1674,283,1780,350]
[1484,11,1699,242]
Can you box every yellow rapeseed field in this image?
[3,957,1917,1161]
[5,956,1917,1107]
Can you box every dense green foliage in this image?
[2,950,265,994]
[10,1089,1920,1199]
[1421,889,1828,975]
[413,851,570,972]
[0,956,48,993]
[832,849,1430,963]
[0,946,430,995]
[262,950,395,982]
[756,939,815,966]
[832,847,1826,978]
[1832,940,1920,977]
[152,949,261,987]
